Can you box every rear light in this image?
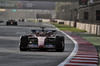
[11,22,13,24]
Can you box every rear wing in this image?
[40,27,46,32]
[31,30,57,34]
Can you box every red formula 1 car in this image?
[19,27,65,52]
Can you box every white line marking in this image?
[70,60,98,63]
[50,24,78,66]
[65,63,97,66]
[75,55,98,57]
[73,57,98,60]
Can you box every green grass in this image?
[51,23,100,65]
[51,23,86,32]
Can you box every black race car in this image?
[19,27,65,52]
[6,20,17,25]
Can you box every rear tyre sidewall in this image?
[20,35,29,51]
[55,36,64,52]
[6,22,9,25]
[15,22,17,25]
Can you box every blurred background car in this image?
[6,19,17,26]
[18,18,26,22]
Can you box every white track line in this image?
[50,24,78,66]
[65,63,97,66]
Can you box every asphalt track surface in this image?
[0,22,74,66]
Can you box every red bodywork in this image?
[19,28,64,52]
[38,37,46,48]
[27,31,56,49]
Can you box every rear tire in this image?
[20,35,29,51]
[6,22,9,25]
[55,36,64,52]
[15,22,17,25]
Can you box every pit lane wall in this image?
[55,2,100,36]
